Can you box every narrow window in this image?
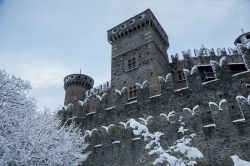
[229,63,247,75]
[132,57,136,68]
[128,59,132,70]
[177,70,185,81]
[133,85,137,97]
[129,86,133,98]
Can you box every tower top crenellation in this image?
[64,74,94,91]
[107,9,169,46]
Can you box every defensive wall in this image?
[60,50,250,166]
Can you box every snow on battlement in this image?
[171,46,239,63]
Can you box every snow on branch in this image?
[0,70,89,165]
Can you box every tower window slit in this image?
[177,70,185,81]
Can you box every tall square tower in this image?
[108,9,170,98]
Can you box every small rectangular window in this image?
[197,66,215,82]
[229,63,247,75]
[132,58,136,68]
[128,57,137,70]
[129,85,137,98]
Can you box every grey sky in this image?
[0,0,249,111]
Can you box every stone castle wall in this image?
[60,53,250,166]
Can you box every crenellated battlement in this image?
[86,80,111,97]
[64,74,94,90]
[171,46,240,63]
[107,9,168,46]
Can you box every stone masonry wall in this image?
[61,54,250,166]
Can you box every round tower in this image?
[64,73,94,106]
[234,30,250,70]
[234,30,250,52]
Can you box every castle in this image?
[59,9,250,166]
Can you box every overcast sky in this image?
[0,0,249,111]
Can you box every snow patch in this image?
[246,84,250,88]
[112,141,121,144]
[191,65,198,75]
[236,96,247,103]
[183,69,190,76]
[175,87,188,92]
[135,80,149,89]
[127,116,203,165]
[203,124,216,128]
[231,155,250,166]
[209,102,218,109]
[233,71,250,77]
[232,118,246,123]
[126,100,137,105]
[183,105,200,116]
[160,111,176,122]
[94,144,102,148]
[219,56,227,66]
[178,126,188,134]
[132,137,141,141]
[208,99,227,110]
[63,103,73,110]
[202,79,219,85]
[101,124,115,133]
[104,106,116,111]
[78,98,89,106]
[86,112,95,116]
[149,94,162,99]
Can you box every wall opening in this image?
[198,65,215,82]
[228,63,247,75]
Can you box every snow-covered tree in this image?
[0,70,89,165]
